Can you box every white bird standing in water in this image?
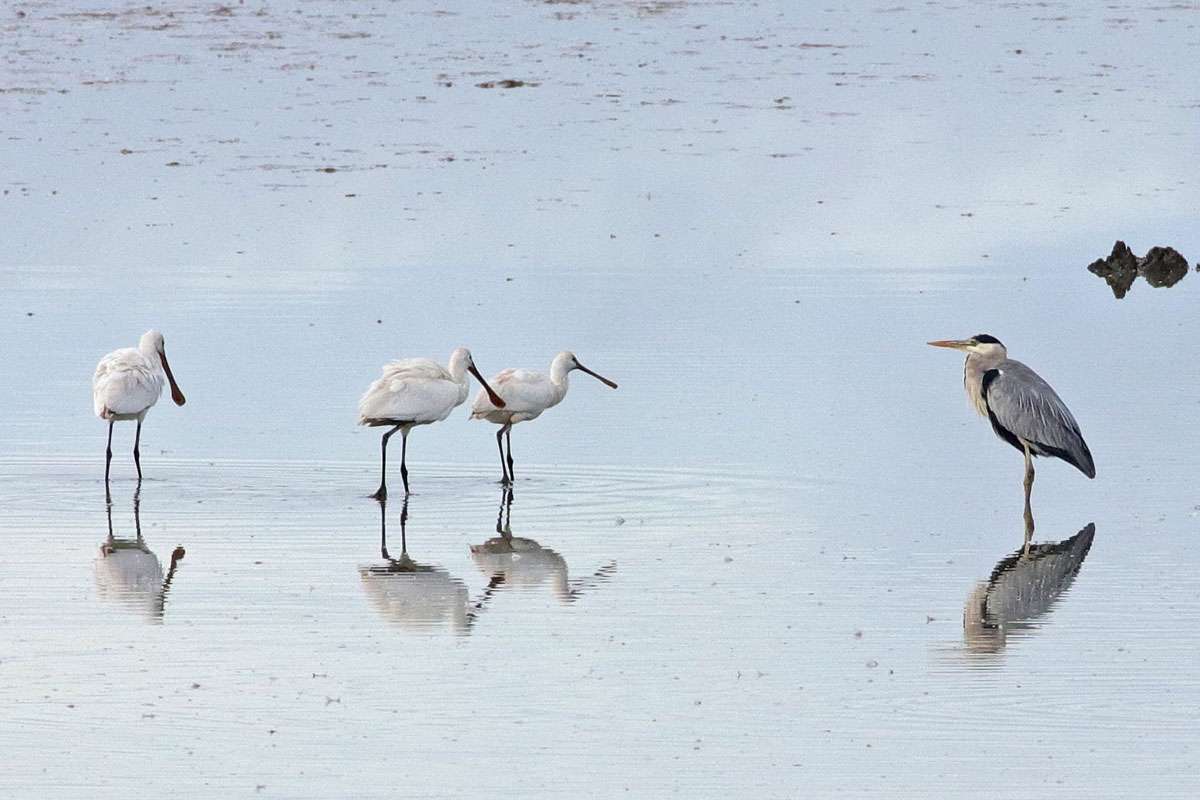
[470,351,618,484]
[358,347,506,500]
[93,330,186,488]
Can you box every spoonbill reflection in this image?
[469,487,616,602]
[963,523,1095,654]
[471,352,617,485]
[94,494,186,622]
[358,347,506,500]
[358,499,499,634]
[92,329,186,490]
[929,335,1094,537]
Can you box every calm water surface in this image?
[2,1,1198,797]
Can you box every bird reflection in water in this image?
[963,523,1095,654]
[469,487,617,602]
[93,491,185,622]
[359,498,495,634]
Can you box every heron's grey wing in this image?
[981,360,1096,478]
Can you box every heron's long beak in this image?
[469,364,506,408]
[927,339,971,350]
[576,362,618,389]
[159,348,186,406]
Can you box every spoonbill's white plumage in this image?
[92,329,186,488]
[357,347,505,499]
[470,351,617,485]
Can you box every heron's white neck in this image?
[963,347,1006,417]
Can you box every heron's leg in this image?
[399,429,410,495]
[1022,443,1036,543]
[371,424,403,501]
[496,425,510,484]
[505,426,515,485]
[133,419,143,481]
[104,419,114,492]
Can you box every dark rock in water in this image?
[1087,241,1138,299]
[1087,240,1190,298]
[1138,246,1189,288]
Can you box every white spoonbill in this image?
[92,329,186,487]
[470,351,617,484]
[358,347,506,500]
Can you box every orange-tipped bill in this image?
[469,364,506,408]
[577,363,618,389]
[927,339,971,350]
[160,349,186,406]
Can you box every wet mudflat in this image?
[2,1,1199,798]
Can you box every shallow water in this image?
[2,1,1200,798]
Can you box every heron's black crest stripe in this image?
[973,334,1003,346]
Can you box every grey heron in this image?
[929,335,1095,537]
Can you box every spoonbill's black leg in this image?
[496,425,510,484]
[133,419,143,481]
[399,429,410,495]
[505,426,515,485]
[104,419,115,493]
[371,424,403,501]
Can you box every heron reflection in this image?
[468,487,616,602]
[93,492,185,622]
[964,523,1095,654]
[359,499,497,634]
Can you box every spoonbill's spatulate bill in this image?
[357,347,505,500]
[929,334,1094,540]
[470,351,618,485]
[92,329,186,489]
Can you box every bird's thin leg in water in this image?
[1022,443,1036,547]
[378,498,389,559]
[496,425,510,484]
[133,419,143,481]
[371,424,403,501]
[505,427,515,486]
[399,430,410,495]
[496,486,514,537]
[104,419,114,493]
[399,496,409,555]
[134,491,143,542]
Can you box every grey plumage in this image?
[930,334,1096,540]
[981,360,1096,478]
